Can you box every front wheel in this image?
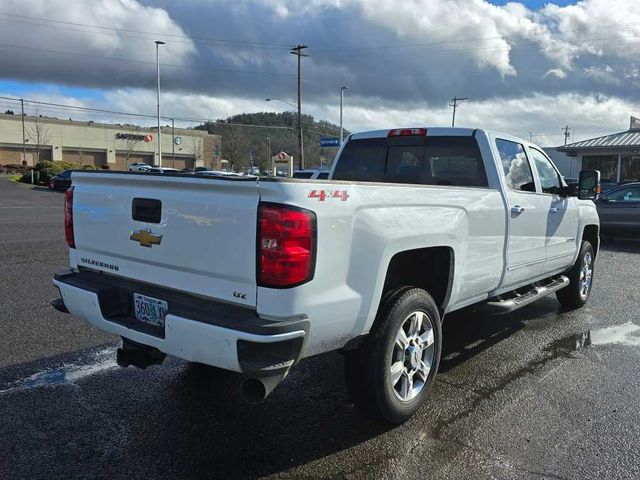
[556,240,595,309]
[344,288,442,424]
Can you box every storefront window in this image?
[621,155,640,183]
[582,155,618,182]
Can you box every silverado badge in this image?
[130,229,162,248]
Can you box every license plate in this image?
[133,293,168,327]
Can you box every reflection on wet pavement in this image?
[549,322,640,355]
[0,347,117,394]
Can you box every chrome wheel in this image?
[390,310,435,402]
[579,251,593,298]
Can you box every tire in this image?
[344,287,442,424]
[556,240,595,309]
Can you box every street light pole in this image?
[171,117,175,168]
[267,136,271,173]
[155,40,165,167]
[340,86,349,144]
[20,98,26,166]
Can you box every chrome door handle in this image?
[550,207,558,213]
[511,205,525,215]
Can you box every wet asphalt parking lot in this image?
[1,176,640,480]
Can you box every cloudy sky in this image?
[0,0,639,146]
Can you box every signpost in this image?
[320,137,340,148]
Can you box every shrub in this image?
[82,164,96,170]
[19,171,33,183]
[34,161,81,184]
[100,164,110,170]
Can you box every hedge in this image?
[32,161,95,184]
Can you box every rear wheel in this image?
[556,241,595,309]
[344,288,442,424]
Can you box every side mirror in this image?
[578,170,600,200]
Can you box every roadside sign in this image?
[320,137,340,148]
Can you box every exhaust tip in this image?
[241,371,289,403]
[241,378,267,404]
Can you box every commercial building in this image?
[0,113,222,171]
[554,116,640,184]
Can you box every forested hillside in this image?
[194,111,348,171]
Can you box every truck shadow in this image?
[599,236,640,254]
[1,301,562,479]
[144,304,554,478]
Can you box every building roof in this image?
[559,128,640,152]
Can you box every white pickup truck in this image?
[52,127,600,423]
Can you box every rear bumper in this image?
[53,269,308,374]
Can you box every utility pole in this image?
[449,96,468,127]
[290,44,308,170]
[340,86,349,144]
[529,132,533,142]
[20,99,26,165]
[155,40,165,167]
[563,125,572,146]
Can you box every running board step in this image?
[482,276,570,315]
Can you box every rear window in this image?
[316,172,329,179]
[332,136,488,187]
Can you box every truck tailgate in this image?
[70,172,259,307]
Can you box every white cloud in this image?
[544,68,567,79]
[1,0,640,149]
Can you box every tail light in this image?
[387,128,427,137]
[64,187,75,248]
[258,203,316,288]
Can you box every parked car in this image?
[48,170,73,191]
[595,182,640,236]
[600,180,620,194]
[146,167,180,174]
[194,170,243,177]
[53,127,600,424]
[292,169,331,179]
[128,162,151,172]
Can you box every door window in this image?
[495,139,535,192]
[529,148,562,195]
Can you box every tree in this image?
[119,135,141,164]
[26,107,51,163]
[194,112,347,171]
[212,123,249,172]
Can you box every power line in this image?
[0,13,294,48]
[310,20,640,55]
[0,94,338,134]
[0,42,296,78]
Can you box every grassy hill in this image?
[194,111,347,171]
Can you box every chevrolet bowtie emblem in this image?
[130,229,162,247]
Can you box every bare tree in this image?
[220,125,248,172]
[25,107,51,164]
[121,135,141,164]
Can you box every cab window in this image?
[529,147,562,195]
[495,139,535,192]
